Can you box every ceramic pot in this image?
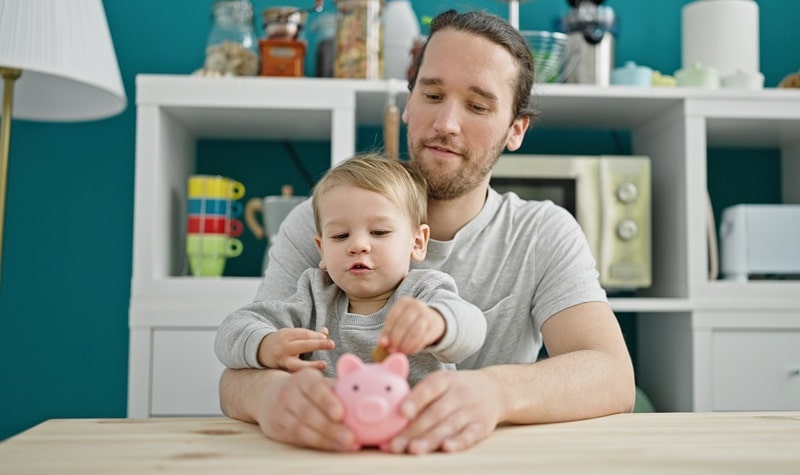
[675,62,720,88]
[611,61,653,87]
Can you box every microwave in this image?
[491,155,651,290]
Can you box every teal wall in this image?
[0,0,796,439]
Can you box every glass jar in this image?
[308,13,337,77]
[204,0,259,76]
[334,0,383,79]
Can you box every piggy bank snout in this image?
[354,395,392,423]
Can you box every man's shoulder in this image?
[281,198,315,230]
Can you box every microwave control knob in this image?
[616,219,638,241]
[616,182,639,203]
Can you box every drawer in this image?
[151,329,225,416]
[712,329,800,411]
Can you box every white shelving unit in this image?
[128,74,800,417]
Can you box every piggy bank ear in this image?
[382,353,409,378]
[336,353,364,377]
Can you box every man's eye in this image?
[424,93,442,101]
[469,103,490,114]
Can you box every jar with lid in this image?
[334,0,383,79]
[202,0,259,76]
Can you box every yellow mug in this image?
[188,175,246,200]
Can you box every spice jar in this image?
[334,0,383,79]
[202,0,259,76]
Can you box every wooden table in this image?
[1,413,798,474]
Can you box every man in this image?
[218,9,635,454]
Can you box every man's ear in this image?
[505,115,531,152]
[314,234,326,270]
[410,224,430,262]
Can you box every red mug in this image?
[187,216,243,237]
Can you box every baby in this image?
[214,153,487,385]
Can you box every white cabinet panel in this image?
[151,329,224,416]
[712,330,800,411]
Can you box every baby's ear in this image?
[314,235,326,270]
[410,224,430,262]
[336,353,364,377]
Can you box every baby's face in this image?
[315,185,426,305]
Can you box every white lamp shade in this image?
[0,0,127,121]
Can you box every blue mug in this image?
[188,198,243,218]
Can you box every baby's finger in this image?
[284,358,328,373]
[286,337,335,356]
[382,302,416,345]
[289,328,333,341]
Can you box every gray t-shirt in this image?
[215,267,487,386]
[249,188,607,370]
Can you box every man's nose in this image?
[433,100,461,135]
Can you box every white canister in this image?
[682,0,759,78]
[382,0,420,80]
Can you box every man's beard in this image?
[409,133,508,201]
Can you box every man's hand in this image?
[386,369,503,454]
[252,368,359,452]
[257,328,334,372]
[379,296,446,355]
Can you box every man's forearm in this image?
[219,367,289,422]
[483,349,635,425]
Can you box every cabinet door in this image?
[151,329,224,416]
[712,329,800,411]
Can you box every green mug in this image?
[186,234,243,277]
[188,255,229,277]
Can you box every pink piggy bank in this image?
[334,352,411,449]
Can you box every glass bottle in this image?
[309,13,337,77]
[334,0,383,79]
[382,0,420,80]
[204,0,259,76]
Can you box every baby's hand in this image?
[258,328,335,372]
[378,296,445,356]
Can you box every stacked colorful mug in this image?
[186,175,246,277]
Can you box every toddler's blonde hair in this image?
[312,153,428,233]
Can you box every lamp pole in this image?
[0,67,21,284]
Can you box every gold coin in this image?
[371,345,389,363]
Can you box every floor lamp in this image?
[0,0,127,284]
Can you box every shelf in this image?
[136,75,357,141]
[534,85,800,130]
[129,277,262,327]
[130,275,693,323]
[137,75,800,143]
[693,281,800,310]
[132,74,800,312]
